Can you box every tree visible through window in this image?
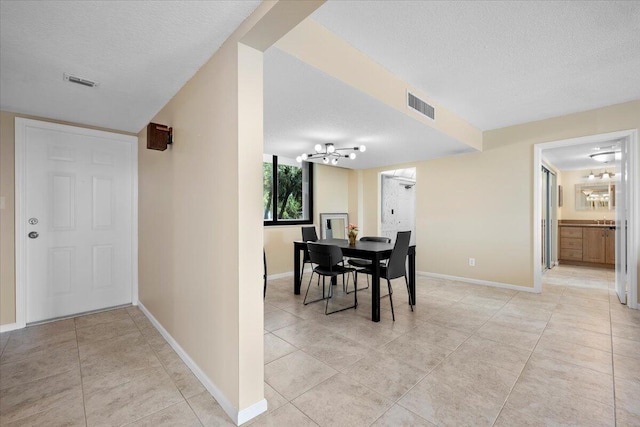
[263,154,313,225]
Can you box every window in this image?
[263,154,313,225]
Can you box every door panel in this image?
[24,123,134,323]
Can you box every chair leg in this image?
[346,271,370,294]
[404,275,414,311]
[304,272,330,305]
[387,278,395,321]
[325,273,358,315]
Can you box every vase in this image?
[348,232,357,246]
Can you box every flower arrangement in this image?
[347,223,358,245]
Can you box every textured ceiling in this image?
[264,48,476,170]
[312,1,640,130]
[0,0,260,133]
[543,139,621,171]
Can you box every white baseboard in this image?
[418,271,538,293]
[137,303,267,425]
[0,322,21,333]
[268,266,313,281]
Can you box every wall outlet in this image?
[469,258,476,267]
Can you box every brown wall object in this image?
[147,122,172,151]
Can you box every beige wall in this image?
[264,164,350,275]
[0,111,134,326]
[559,169,617,221]
[354,101,640,296]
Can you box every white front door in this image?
[17,118,136,324]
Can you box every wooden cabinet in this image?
[582,228,606,263]
[605,228,616,265]
[559,225,615,267]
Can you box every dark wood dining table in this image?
[293,239,416,322]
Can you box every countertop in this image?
[560,223,616,229]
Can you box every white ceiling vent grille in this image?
[63,73,99,88]
[407,92,435,120]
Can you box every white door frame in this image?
[14,118,138,328]
[533,129,638,309]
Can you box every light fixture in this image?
[589,151,618,163]
[588,171,595,179]
[296,143,367,165]
[602,171,610,179]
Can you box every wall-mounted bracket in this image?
[147,122,173,151]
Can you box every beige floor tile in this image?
[84,366,183,426]
[249,403,317,427]
[615,377,640,421]
[422,286,468,302]
[187,391,235,426]
[0,332,10,356]
[504,378,614,427]
[76,317,140,346]
[271,320,331,348]
[292,374,392,427]
[508,294,558,311]
[379,333,451,372]
[497,301,553,321]
[402,320,471,351]
[448,336,531,374]
[610,307,640,327]
[458,294,508,310]
[0,369,83,425]
[371,404,436,427]
[264,309,303,332]
[541,324,611,352]
[398,374,504,427]
[613,335,640,359]
[323,317,403,349]
[264,351,337,400]
[428,304,495,333]
[1,329,78,367]
[485,312,548,334]
[74,307,132,329]
[559,294,611,311]
[476,321,541,351]
[342,350,427,400]
[2,392,86,427]
[552,302,610,320]
[617,410,640,427]
[299,332,369,370]
[534,334,613,375]
[547,311,611,335]
[612,322,640,342]
[163,357,206,399]
[264,333,297,364]
[126,401,201,426]
[264,382,287,413]
[493,406,547,427]
[8,319,75,343]
[519,353,614,406]
[0,343,79,390]
[1,329,77,364]
[614,353,640,383]
[563,286,610,301]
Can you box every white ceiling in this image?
[264,48,476,169]
[0,0,260,133]
[543,139,621,172]
[2,1,639,171]
[312,1,640,130]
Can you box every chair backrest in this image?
[360,236,391,243]
[385,231,411,279]
[307,242,343,270]
[302,226,318,242]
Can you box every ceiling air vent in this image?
[63,73,99,88]
[407,92,435,120]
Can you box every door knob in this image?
[28,231,39,239]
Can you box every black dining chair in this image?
[263,249,267,299]
[300,226,318,284]
[347,236,392,293]
[304,242,357,315]
[359,231,412,321]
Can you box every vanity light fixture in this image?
[296,143,366,166]
[588,171,595,179]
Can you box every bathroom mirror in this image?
[575,183,615,210]
[319,213,348,239]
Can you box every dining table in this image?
[293,238,416,322]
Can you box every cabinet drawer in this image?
[560,227,583,238]
[560,248,583,261]
[561,238,583,250]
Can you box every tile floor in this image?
[1,265,639,426]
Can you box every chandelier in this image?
[296,143,366,165]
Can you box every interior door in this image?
[615,137,628,304]
[22,120,135,323]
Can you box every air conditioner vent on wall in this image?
[407,92,435,120]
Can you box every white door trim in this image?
[14,118,138,328]
[533,129,638,309]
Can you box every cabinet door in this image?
[583,228,606,263]
[605,229,616,264]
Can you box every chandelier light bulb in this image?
[588,171,595,179]
[359,145,366,152]
[322,157,329,164]
[314,144,322,153]
[349,152,356,159]
[331,158,339,165]
[301,153,308,161]
[296,156,302,163]
[602,171,610,179]
[327,144,335,153]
